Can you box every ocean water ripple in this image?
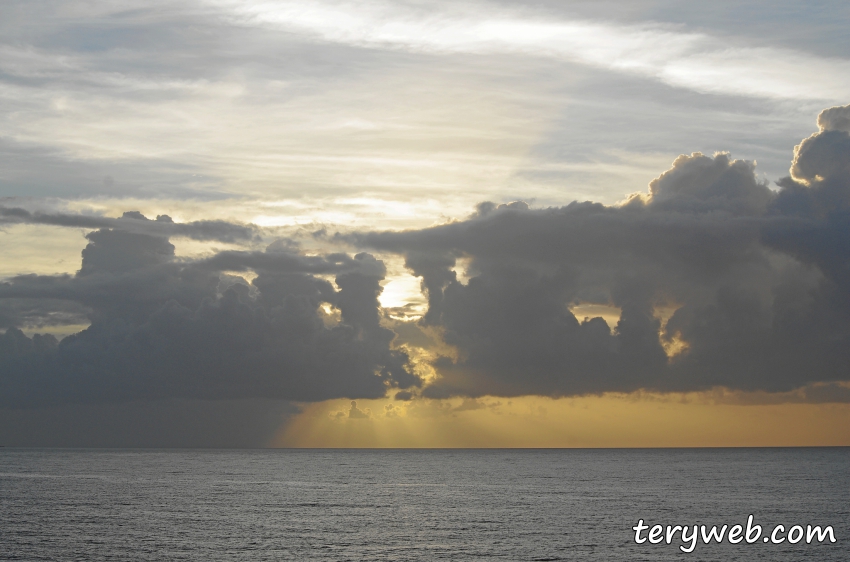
[0,448,847,560]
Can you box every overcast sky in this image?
[1,0,849,447]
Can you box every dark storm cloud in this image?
[0,225,419,408]
[349,105,850,399]
[0,298,90,331]
[0,207,259,243]
[4,106,850,409]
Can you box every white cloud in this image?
[216,0,850,100]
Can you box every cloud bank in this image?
[0,215,419,408]
[351,104,850,399]
[2,105,850,410]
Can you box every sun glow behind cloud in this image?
[272,393,850,448]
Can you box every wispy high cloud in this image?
[219,0,850,100]
[0,0,839,208]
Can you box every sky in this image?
[1,0,850,447]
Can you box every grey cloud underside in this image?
[350,106,850,399]
[0,207,259,243]
[0,228,419,408]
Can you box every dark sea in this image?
[1,448,847,561]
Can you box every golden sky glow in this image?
[272,394,850,448]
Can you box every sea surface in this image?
[0,448,847,561]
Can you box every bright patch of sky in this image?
[221,0,850,99]
[1,0,847,227]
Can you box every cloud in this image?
[2,0,838,214]
[347,400,371,419]
[0,207,259,243]
[817,104,850,133]
[219,0,850,100]
[0,226,420,408]
[0,297,90,332]
[348,104,850,399]
[3,105,850,411]
[0,138,227,199]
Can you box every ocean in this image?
[1,448,847,560]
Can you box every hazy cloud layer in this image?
[0,0,844,209]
